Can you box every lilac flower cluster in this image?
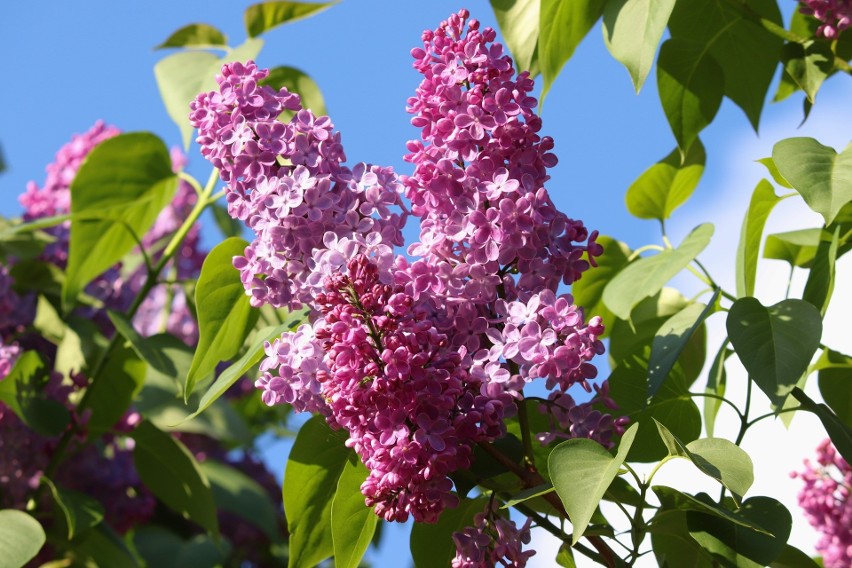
[536,382,629,449]
[452,502,535,567]
[793,439,852,567]
[798,0,852,38]
[192,10,622,525]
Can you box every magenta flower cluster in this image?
[793,439,852,567]
[452,501,536,567]
[798,0,852,38]
[191,10,622,525]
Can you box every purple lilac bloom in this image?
[798,0,852,38]
[792,439,852,567]
[452,501,536,567]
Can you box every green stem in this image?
[746,406,803,428]
[627,244,665,261]
[735,377,754,446]
[688,392,744,422]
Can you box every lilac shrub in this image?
[191,8,625,532]
[793,439,852,567]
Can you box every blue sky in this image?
[4,0,851,565]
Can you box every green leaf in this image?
[131,420,218,535]
[769,544,822,567]
[656,38,724,155]
[756,157,793,189]
[0,510,46,567]
[736,180,783,297]
[54,316,103,379]
[72,524,140,568]
[538,0,604,99]
[571,236,630,337]
[652,487,771,533]
[818,350,852,428]
[703,345,732,438]
[134,527,230,568]
[764,229,823,268]
[653,420,754,501]
[650,510,715,567]
[781,41,832,103]
[555,544,577,567]
[625,140,706,222]
[182,321,296,424]
[648,293,718,399]
[108,310,177,377]
[86,342,147,436]
[285,415,351,568]
[490,0,540,74]
[201,460,281,542]
[687,496,792,567]
[668,0,784,131]
[186,237,260,400]
[549,422,638,544]
[63,133,178,310]
[332,457,377,568]
[260,65,327,117]
[154,38,264,148]
[603,223,714,320]
[210,202,244,239]
[802,226,839,316]
[156,23,228,50]
[410,496,489,568]
[773,138,852,225]
[792,387,852,466]
[41,477,104,540]
[244,1,335,37]
[726,298,822,406]
[502,483,555,509]
[0,351,70,437]
[603,0,676,92]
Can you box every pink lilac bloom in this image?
[792,439,852,567]
[798,0,852,38]
[198,11,622,525]
[452,501,536,567]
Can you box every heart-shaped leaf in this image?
[780,41,832,104]
[0,510,46,566]
[549,422,638,544]
[625,140,706,222]
[772,137,852,225]
[727,298,822,406]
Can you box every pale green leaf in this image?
[332,457,377,568]
[625,140,706,222]
[245,1,335,37]
[736,179,782,297]
[0,510,45,568]
[490,0,540,74]
[156,23,228,50]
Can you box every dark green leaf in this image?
[210,202,244,239]
[86,342,147,436]
[792,388,852,465]
[668,0,784,131]
[42,477,104,540]
[603,223,714,320]
[602,0,676,92]
[134,527,230,568]
[332,457,377,568]
[186,237,260,400]
[260,65,327,118]
[773,137,852,225]
[0,351,70,437]
[571,235,630,337]
[9,260,64,298]
[63,133,178,310]
[648,292,718,399]
[736,180,783,297]
[502,483,555,509]
[410,496,489,568]
[652,487,771,533]
[155,39,263,148]
[490,0,540,74]
[108,310,177,377]
[555,543,577,567]
[817,350,852,428]
[538,0,604,98]
[73,524,140,568]
[156,23,228,49]
[802,226,839,315]
[704,345,732,438]
[650,510,715,567]
[285,415,351,568]
[201,460,282,542]
[764,229,823,267]
[657,39,724,155]
[625,140,706,222]
[131,420,218,534]
[687,496,792,567]
[244,1,335,37]
[726,298,822,406]
[0,509,45,567]
[769,544,822,567]
[781,41,832,103]
[549,422,638,544]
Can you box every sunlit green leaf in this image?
[773,137,852,225]
[538,0,604,99]
[704,345,732,438]
[549,423,638,544]
[260,65,327,118]
[490,0,540,74]
[571,235,630,337]
[156,23,228,50]
[756,157,793,189]
[781,41,832,103]
[802,226,839,315]
[727,298,822,406]
[244,1,335,37]
[736,179,782,298]
[602,0,676,92]
[0,351,70,437]
[332,457,377,568]
[763,229,823,268]
[0,510,46,567]
[87,342,146,436]
[63,133,178,310]
[625,140,706,222]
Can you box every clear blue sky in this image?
[4,0,845,565]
